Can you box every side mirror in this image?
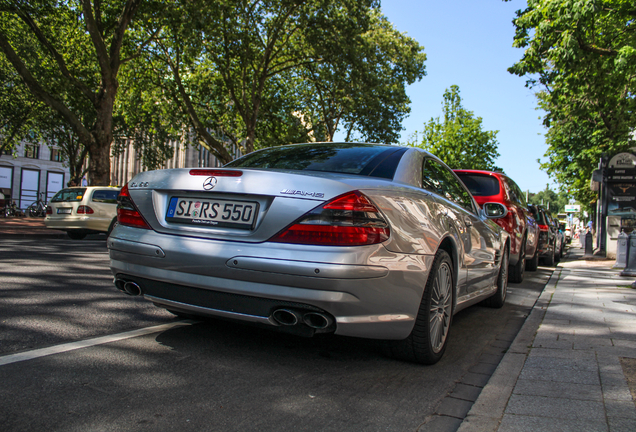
[482,202,508,219]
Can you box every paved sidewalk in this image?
[459,246,636,432]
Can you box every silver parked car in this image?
[109,143,510,364]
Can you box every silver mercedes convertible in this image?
[108,143,510,364]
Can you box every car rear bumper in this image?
[108,225,435,340]
[45,216,111,232]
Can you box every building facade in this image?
[0,141,68,209]
[110,139,242,187]
[1,136,242,210]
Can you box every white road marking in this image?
[0,320,195,367]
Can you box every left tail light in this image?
[77,205,94,214]
[117,183,151,229]
[269,191,390,246]
[46,206,52,215]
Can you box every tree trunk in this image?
[87,87,116,185]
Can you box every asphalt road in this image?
[0,238,554,432]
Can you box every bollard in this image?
[614,230,629,269]
[583,231,594,258]
[620,232,636,276]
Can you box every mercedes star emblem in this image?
[203,176,218,190]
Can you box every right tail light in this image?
[269,191,390,246]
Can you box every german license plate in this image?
[57,208,72,214]
[166,197,258,229]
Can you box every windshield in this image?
[455,173,500,197]
[51,188,87,203]
[225,143,406,179]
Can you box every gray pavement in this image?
[459,246,636,432]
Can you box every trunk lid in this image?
[126,168,377,242]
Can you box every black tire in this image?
[382,249,454,365]
[27,205,37,217]
[482,245,509,308]
[526,246,539,271]
[555,243,562,262]
[67,230,87,240]
[508,238,525,283]
[543,242,555,266]
[107,218,118,237]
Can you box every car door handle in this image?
[464,217,473,227]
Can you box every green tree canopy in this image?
[529,184,570,216]
[0,0,152,185]
[508,0,636,207]
[408,85,501,170]
[141,0,425,162]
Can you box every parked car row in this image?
[47,142,566,365]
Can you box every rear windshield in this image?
[91,189,120,204]
[225,143,406,179]
[529,207,548,224]
[455,173,500,197]
[51,188,87,203]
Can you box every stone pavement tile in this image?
[512,378,603,401]
[603,385,634,401]
[613,339,636,349]
[601,372,630,388]
[480,345,509,356]
[436,397,474,418]
[491,339,512,349]
[450,384,482,402]
[573,326,612,337]
[505,394,605,419]
[461,372,490,387]
[528,347,597,361]
[498,414,607,432]
[478,353,504,365]
[468,362,498,376]
[573,337,614,350]
[518,367,600,385]
[456,415,498,432]
[495,332,517,342]
[424,415,463,432]
[605,399,636,419]
[532,337,574,349]
[608,416,636,432]
[523,354,597,371]
[541,318,571,326]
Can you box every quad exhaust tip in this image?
[303,312,332,329]
[271,309,301,326]
[114,278,142,296]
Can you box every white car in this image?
[45,186,121,239]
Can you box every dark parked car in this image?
[528,205,557,266]
[454,170,539,283]
[109,142,511,365]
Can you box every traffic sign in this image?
[564,204,580,213]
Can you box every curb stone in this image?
[456,267,561,432]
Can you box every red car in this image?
[454,170,539,283]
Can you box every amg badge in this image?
[281,189,325,198]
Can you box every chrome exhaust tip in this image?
[271,309,301,326]
[114,278,127,292]
[303,312,332,329]
[123,281,142,296]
